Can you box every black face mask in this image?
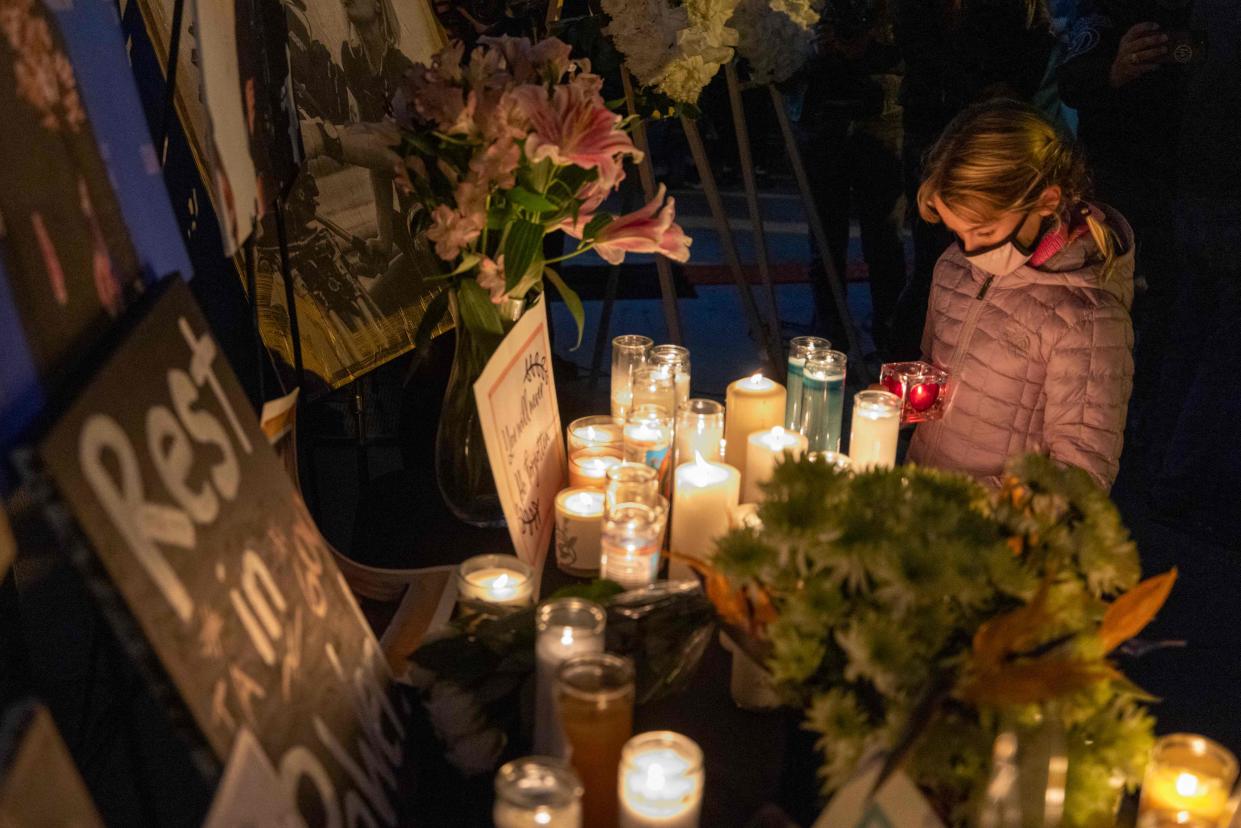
[958,213,1053,277]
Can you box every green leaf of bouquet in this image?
[458,279,504,336]
[583,213,613,241]
[502,219,545,292]
[543,267,585,350]
[548,579,626,603]
[508,186,558,215]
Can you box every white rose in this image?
[424,682,486,741]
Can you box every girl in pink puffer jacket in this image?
[906,100,1135,491]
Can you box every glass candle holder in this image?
[807,451,852,473]
[611,335,653,422]
[456,554,535,609]
[785,336,831,430]
[742,426,808,503]
[631,367,677,420]
[618,731,704,828]
[623,405,674,486]
[800,350,847,452]
[675,399,724,467]
[605,462,661,515]
[555,488,606,576]
[568,447,624,490]
[880,361,951,424]
[648,345,692,410]
[535,599,607,757]
[557,654,636,828]
[1139,734,1239,828]
[849,390,901,471]
[567,415,624,454]
[494,757,584,828]
[601,503,662,590]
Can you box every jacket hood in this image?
[952,202,1136,309]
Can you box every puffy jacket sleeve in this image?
[1042,303,1134,490]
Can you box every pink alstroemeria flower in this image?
[510,73,641,186]
[477,255,508,304]
[568,184,692,265]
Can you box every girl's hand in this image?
[1110,23,1168,88]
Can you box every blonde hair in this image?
[917,99,1118,280]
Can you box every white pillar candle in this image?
[568,448,624,489]
[494,757,584,828]
[534,599,607,758]
[742,427,808,503]
[619,732,704,828]
[724,374,786,476]
[456,554,535,608]
[669,454,739,580]
[849,390,901,470]
[555,488,605,576]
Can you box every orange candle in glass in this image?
[557,654,635,828]
[569,448,623,489]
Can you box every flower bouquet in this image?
[732,0,823,85]
[684,454,1175,826]
[394,36,691,523]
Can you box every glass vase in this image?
[435,289,514,527]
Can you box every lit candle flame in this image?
[583,426,597,440]
[772,426,785,438]
[749,373,764,384]
[694,450,708,468]
[560,627,575,647]
[646,762,666,792]
[1176,772,1201,797]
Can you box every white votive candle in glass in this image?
[675,399,724,467]
[456,554,535,609]
[494,757,584,828]
[849,390,900,470]
[606,463,661,514]
[724,374,786,476]
[631,367,677,419]
[618,731,704,828]
[534,599,607,757]
[601,504,662,590]
[742,426,808,503]
[568,448,624,490]
[649,345,692,410]
[611,335,653,422]
[670,453,740,580]
[555,488,606,576]
[567,415,624,453]
[1138,734,1239,827]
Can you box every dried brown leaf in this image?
[1098,568,1177,653]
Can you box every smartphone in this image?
[1160,30,1208,65]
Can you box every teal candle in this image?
[801,350,847,452]
[785,336,831,430]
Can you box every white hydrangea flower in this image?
[604,0,740,104]
[733,0,822,84]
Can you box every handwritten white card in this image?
[814,758,945,828]
[474,299,565,590]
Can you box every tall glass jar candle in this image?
[631,367,677,419]
[534,599,607,757]
[849,390,901,470]
[494,757,584,828]
[605,463,661,515]
[557,654,635,828]
[601,503,662,590]
[618,731,704,828]
[611,335,653,422]
[800,350,847,452]
[648,345,692,410]
[623,405,674,486]
[785,336,831,430]
[675,399,724,467]
[567,415,624,454]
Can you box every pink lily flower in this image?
[477,255,508,304]
[568,184,692,265]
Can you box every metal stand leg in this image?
[769,84,871,381]
[682,115,783,376]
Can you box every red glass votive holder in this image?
[879,361,951,424]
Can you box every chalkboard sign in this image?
[0,701,104,827]
[30,280,412,826]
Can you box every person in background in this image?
[907,100,1134,491]
[1057,0,1195,447]
[801,0,906,357]
[888,0,1056,360]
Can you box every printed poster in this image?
[474,299,565,585]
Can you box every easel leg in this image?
[244,235,265,407]
[681,115,783,376]
[725,64,781,339]
[621,68,683,346]
[157,0,186,166]
[769,84,871,381]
